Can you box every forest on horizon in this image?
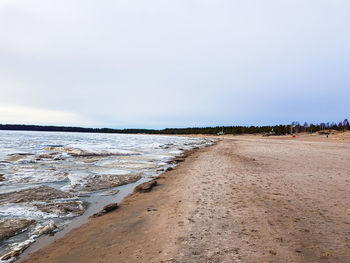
[0,119,349,135]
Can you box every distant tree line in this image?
[291,119,350,133]
[0,124,155,134]
[0,119,349,136]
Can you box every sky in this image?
[0,0,349,128]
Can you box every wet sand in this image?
[21,135,350,262]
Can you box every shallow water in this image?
[0,131,213,261]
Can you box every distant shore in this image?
[21,133,350,262]
[3,122,349,136]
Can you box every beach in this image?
[21,134,350,262]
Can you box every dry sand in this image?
[21,134,350,262]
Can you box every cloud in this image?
[0,104,93,126]
[0,0,349,128]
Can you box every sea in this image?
[0,130,213,261]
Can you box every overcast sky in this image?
[0,0,349,128]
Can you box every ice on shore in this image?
[45,145,140,157]
[0,130,215,261]
[68,173,142,192]
[0,186,74,205]
[0,219,35,241]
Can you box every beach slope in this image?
[22,136,350,262]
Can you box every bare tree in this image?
[303,122,309,132]
[338,122,343,130]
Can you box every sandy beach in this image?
[21,134,350,262]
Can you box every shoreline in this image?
[0,132,213,262]
[19,143,212,263]
[16,180,144,261]
[19,135,350,262]
[15,145,209,262]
